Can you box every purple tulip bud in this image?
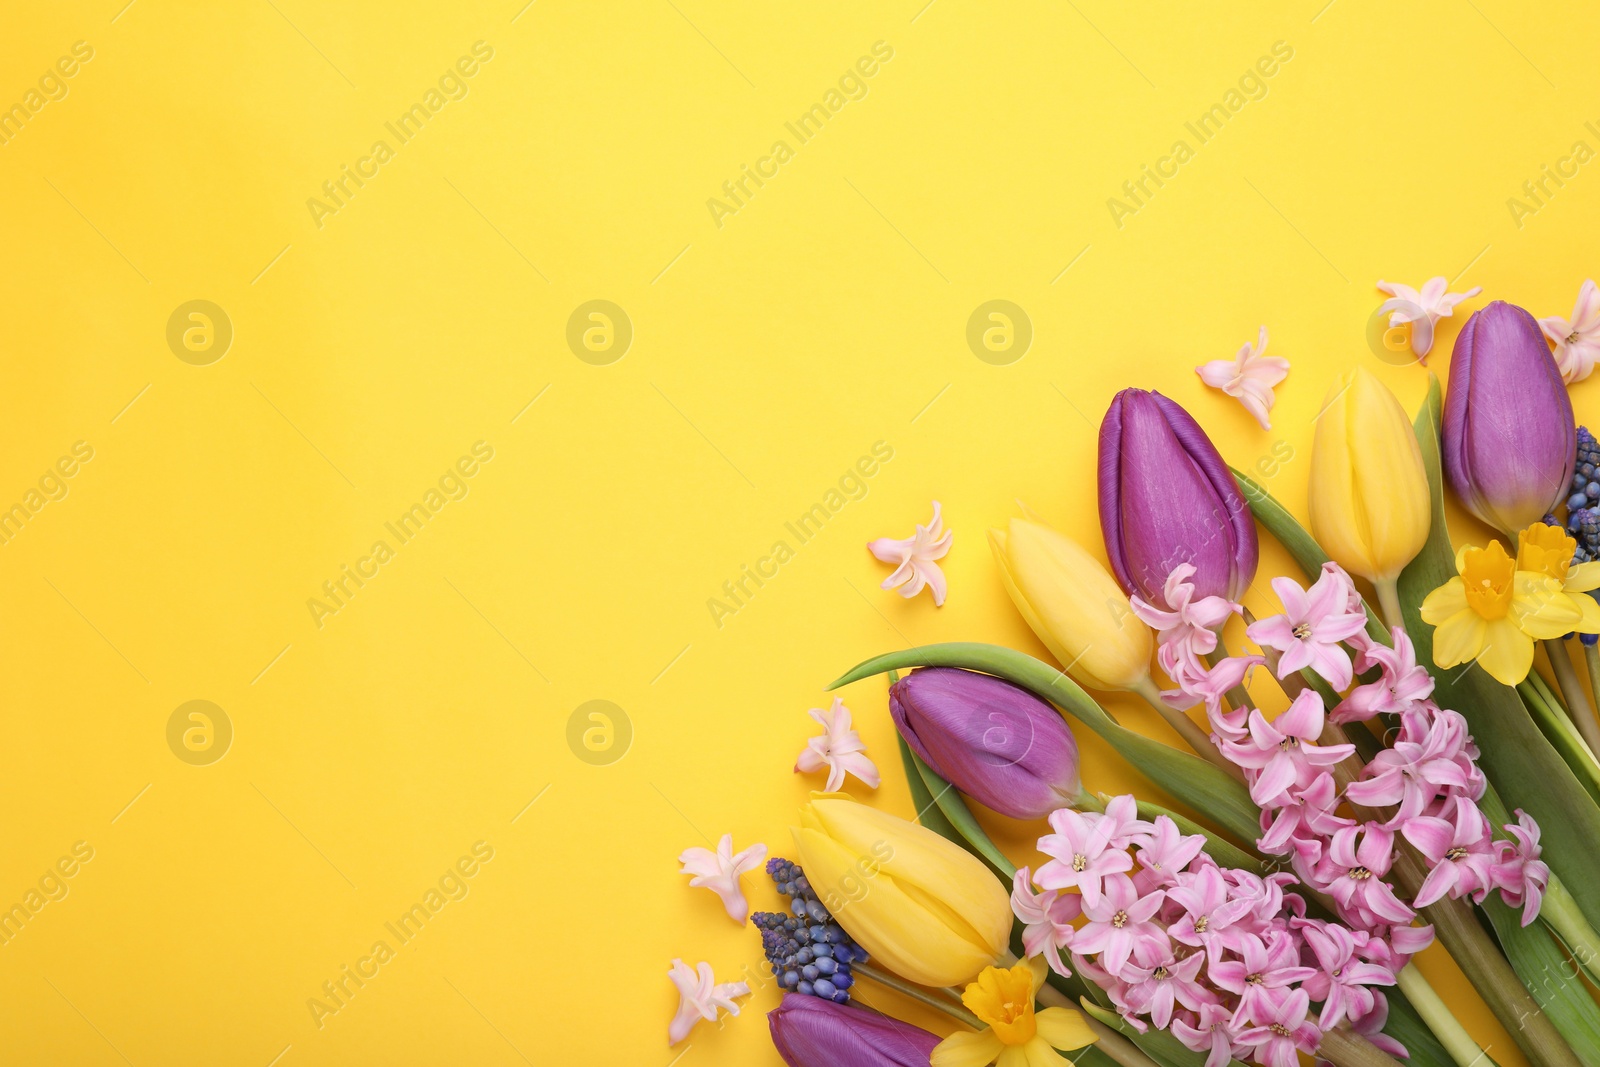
[769,993,939,1067]
[889,667,1081,820]
[1098,388,1258,603]
[1443,300,1576,534]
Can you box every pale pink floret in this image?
[1132,816,1206,888]
[1132,563,1241,683]
[1404,795,1497,908]
[1346,705,1475,827]
[794,698,879,793]
[1195,325,1290,430]
[1257,773,1352,857]
[1313,825,1416,927]
[867,500,952,605]
[678,833,767,922]
[1170,653,1264,741]
[667,959,750,1045]
[1335,627,1435,723]
[1123,949,1213,1029]
[1540,279,1600,384]
[1011,867,1081,977]
[1072,872,1169,976]
[1171,1002,1241,1067]
[1220,691,1355,809]
[1246,570,1369,691]
[1376,276,1481,362]
[1166,864,1256,964]
[1492,808,1551,927]
[1210,932,1316,1027]
[1036,806,1134,909]
[1297,920,1395,1029]
[1234,987,1321,1067]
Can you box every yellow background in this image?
[0,0,1594,1063]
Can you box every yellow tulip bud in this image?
[989,518,1153,692]
[793,797,1011,988]
[1308,367,1430,583]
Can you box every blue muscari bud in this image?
[751,858,864,1004]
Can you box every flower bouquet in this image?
[670,286,1600,1067]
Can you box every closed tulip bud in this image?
[1308,367,1430,584]
[1443,300,1576,534]
[1099,389,1258,603]
[890,667,1083,820]
[768,993,940,1067]
[989,518,1153,691]
[793,797,1010,988]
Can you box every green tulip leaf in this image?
[902,745,1016,879]
[1483,895,1600,1063]
[896,733,963,847]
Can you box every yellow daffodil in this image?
[933,957,1096,1067]
[1420,539,1587,685]
[1516,522,1600,631]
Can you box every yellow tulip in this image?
[1308,368,1430,586]
[793,796,1011,988]
[989,518,1153,692]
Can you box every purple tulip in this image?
[769,993,940,1067]
[890,667,1081,820]
[1098,388,1258,603]
[1443,300,1576,534]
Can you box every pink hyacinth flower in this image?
[1011,867,1081,976]
[794,697,879,793]
[1539,278,1600,385]
[1492,808,1551,927]
[1132,815,1207,889]
[1131,563,1240,680]
[1175,653,1264,740]
[1345,705,1475,827]
[1036,806,1134,909]
[1404,796,1498,908]
[1314,825,1416,926]
[1234,987,1322,1067]
[1298,920,1396,1029]
[1196,325,1291,430]
[1123,949,1213,1029]
[1221,691,1355,808]
[1166,864,1257,965]
[1210,931,1316,1026]
[867,500,953,605]
[1257,772,1353,856]
[1246,570,1369,690]
[1335,627,1435,723]
[1172,1002,1241,1067]
[1072,872,1170,976]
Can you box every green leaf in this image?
[1483,895,1600,1063]
[1518,680,1600,807]
[895,734,962,846]
[902,745,1016,879]
[830,644,1263,847]
[1395,374,1600,934]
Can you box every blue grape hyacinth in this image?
[750,858,864,1004]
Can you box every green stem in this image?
[1319,1027,1408,1067]
[1541,877,1600,978]
[1132,677,1243,782]
[852,963,983,1028]
[1544,639,1600,758]
[1374,578,1407,635]
[1395,963,1497,1067]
